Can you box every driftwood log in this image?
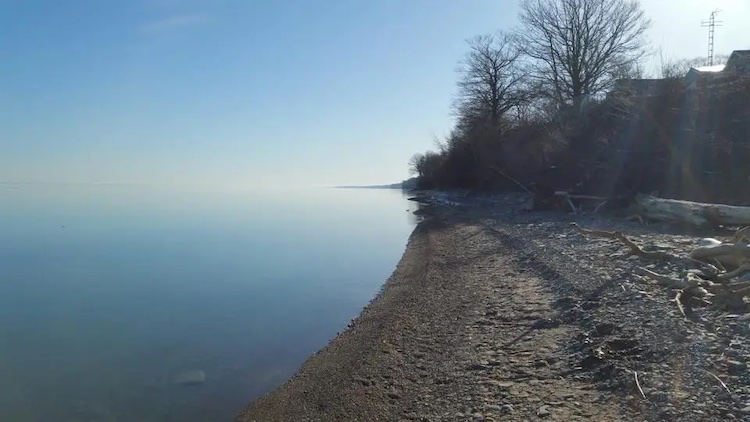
[554,191,609,214]
[572,222,750,315]
[634,194,750,228]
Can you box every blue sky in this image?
[1,0,748,188]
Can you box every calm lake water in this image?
[0,184,416,421]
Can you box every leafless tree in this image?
[408,151,443,183]
[517,0,650,111]
[408,153,422,176]
[453,32,528,130]
[610,59,646,80]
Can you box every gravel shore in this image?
[235,194,750,421]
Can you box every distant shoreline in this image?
[333,185,405,189]
[333,177,418,190]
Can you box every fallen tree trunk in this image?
[573,222,750,314]
[690,244,750,268]
[633,194,750,227]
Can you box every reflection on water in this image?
[0,184,416,421]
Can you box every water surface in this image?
[0,184,415,421]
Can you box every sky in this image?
[1,0,749,188]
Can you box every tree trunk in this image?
[634,194,750,227]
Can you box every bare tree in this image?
[517,0,650,111]
[453,32,527,130]
[408,153,422,176]
[610,59,646,80]
[408,151,443,184]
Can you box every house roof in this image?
[692,64,725,73]
[725,50,750,72]
[729,50,750,58]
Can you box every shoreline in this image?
[235,217,435,421]
[235,203,626,421]
[235,198,750,421]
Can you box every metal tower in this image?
[701,9,723,66]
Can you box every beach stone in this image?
[727,360,747,374]
[467,362,487,370]
[174,369,206,385]
[698,238,722,247]
[537,405,550,417]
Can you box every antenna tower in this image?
[701,9,723,66]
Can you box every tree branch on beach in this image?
[572,222,750,315]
